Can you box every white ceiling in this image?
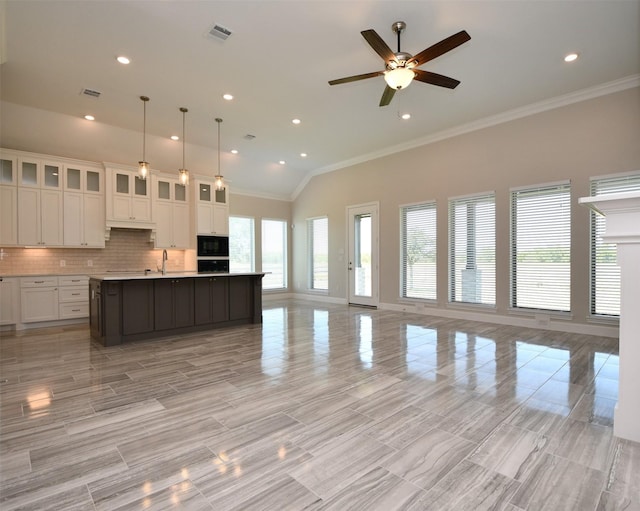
[2,0,639,200]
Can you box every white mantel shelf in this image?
[580,191,640,443]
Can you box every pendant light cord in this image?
[182,108,186,168]
[216,117,223,175]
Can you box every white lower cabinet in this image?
[0,277,19,325]
[20,277,59,323]
[20,275,89,323]
[58,275,89,319]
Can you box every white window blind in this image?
[401,202,437,300]
[590,173,640,316]
[262,219,287,289]
[229,216,255,273]
[308,217,328,290]
[510,183,571,312]
[449,193,496,305]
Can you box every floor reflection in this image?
[0,298,627,511]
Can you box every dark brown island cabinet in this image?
[89,273,264,346]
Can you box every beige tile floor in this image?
[1,299,639,510]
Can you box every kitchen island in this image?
[89,272,264,346]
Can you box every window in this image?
[401,202,437,300]
[308,217,328,290]
[229,216,254,272]
[262,219,287,289]
[449,193,495,305]
[590,173,640,316]
[510,182,571,312]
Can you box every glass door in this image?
[347,203,378,307]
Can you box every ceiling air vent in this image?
[80,88,101,99]
[207,23,232,41]
[244,134,256,140]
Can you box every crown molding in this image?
[292,74,640,201]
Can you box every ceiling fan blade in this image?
[413,69,461,89]
[361,29,396,62]
[379,85,396,107]
[328,71,383,86]
[407,30,471,67]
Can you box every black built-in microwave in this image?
[197,235,229,257]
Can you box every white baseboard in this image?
[379,302,619,338]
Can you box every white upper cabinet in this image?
[16,157,63,246]
[0,154,18,245]
[105,167,153,227]
[194,180,229,235]
[152,175,190,249]
[63,164,105,247]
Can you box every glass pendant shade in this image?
[384,67,415,90]
[138,96,150,179]
[138,161,149,180]
[214,174,224,191]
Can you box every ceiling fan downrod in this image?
[392,21,406,53]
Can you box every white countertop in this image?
[89,272,265,281]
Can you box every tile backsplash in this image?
[0,229,194,276]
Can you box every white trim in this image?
[399,198,437,209]
[447,190,496,202]
[291,75,640,200]
[509,179,571,193]
[589,169,640,183]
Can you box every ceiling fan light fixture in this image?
[384,67,415,90]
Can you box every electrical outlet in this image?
[60,260,66,267]
[87,260,93,267]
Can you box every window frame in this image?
[448,191,496,307]
[509,181,572,314]
[228,215,255,273]
[400,200,437,301]
[261,218,288,290]
[589,171,640,318]
[307,216,329,292]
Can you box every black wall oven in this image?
[197,235,229,258]
[197,258,230,273]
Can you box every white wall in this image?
[291,87,640,334]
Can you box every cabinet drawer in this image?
[59,286,88,303]
[20,276,58,287]
[59,302,89,319]
[59,275,88,286]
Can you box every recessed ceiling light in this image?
[279,160,286,165]
[231,149,238,154]
[292,118,301,125]
[171,135,179,141]
[564,53,579,62]
[401,113,411,120]
[84,115,95,121]
[116,56,130,65]
[223,93,233,100]
[300,153,307,158]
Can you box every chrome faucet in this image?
[162,249,168,275]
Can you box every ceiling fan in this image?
[328,21,471,107]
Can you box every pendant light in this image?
[138,95,150,180]
[178,107,189,185]
[214,117,224,191]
